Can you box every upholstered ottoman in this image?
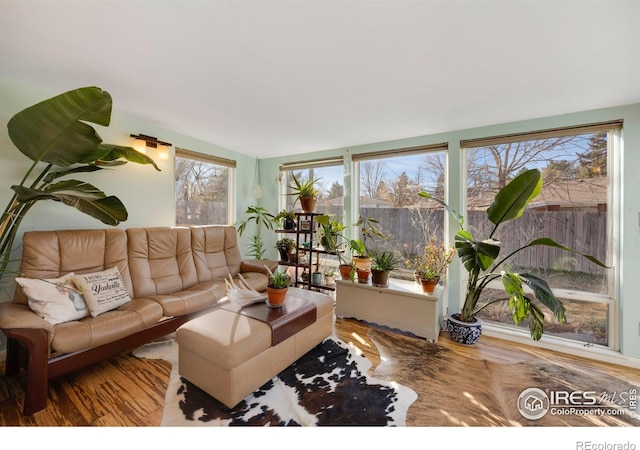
[176,287,334,408]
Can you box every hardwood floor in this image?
[1,316,638,426]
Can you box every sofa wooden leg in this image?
[5,328,50,415]
[5,337,21,376]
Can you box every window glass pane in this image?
[356,150,448,280]
[283,165,344,216]
[175,153,232,225]
[465,131,611,345]
[475,287,610,346]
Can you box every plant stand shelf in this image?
[335,278,443,342]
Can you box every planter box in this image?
[335,278,443,342]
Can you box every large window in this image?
[175,148,235,225]
[353,144,449,279]
[462,121,621,347]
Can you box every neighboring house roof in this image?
[530,177,607,209]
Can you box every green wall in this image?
[1,75,639,365]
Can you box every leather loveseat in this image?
[0,225,275,415]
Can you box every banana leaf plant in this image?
[1,86,160,279]
[419,169,608,340]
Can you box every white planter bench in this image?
[335,278,443,342]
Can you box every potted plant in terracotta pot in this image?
[275,237,296,263]
[315,214,354,280]
[419,169,608,344]
[288,173,320,213]
[348,215,390,284]
[369,249,402,288]
[265,268,290,308]
[348,238,370,283]
[406,237,456,294]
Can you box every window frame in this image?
[460,121,622,350]
[352,143,450,280]
[174,148,236,226]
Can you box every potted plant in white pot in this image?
[419,169,608,344]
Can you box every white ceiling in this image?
[2,1,640,158]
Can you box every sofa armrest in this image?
[0,302,54,345]
[241,259,278,276]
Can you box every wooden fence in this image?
[357,207,607,275]
[177,201,607,274]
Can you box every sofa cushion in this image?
[146,285,220,317]
[16,273,89,325]
[127,227,199,300]
[73,267,132,317]
[190,225,243,282]
[14,229,131,305]
[51,298,164,354]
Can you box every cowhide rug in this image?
[367,328,640,427]
[133,335,417,426]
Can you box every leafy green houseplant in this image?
[316,214,345,251]
[288,173,320,213]
[419,169,607,342]
[265,267,290,307]
[274,209,296,230]
[406,237,456,293]
[275,237,296,262]
[235,205,275,259]
[1,86,159,281]
[369,249,402,288]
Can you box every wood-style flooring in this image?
[1,317,638,426]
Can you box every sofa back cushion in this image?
[14,229,131,305]
[127,227,198,298]
[190,225,243,283]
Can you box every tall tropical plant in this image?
[1,86,160,279]
[235,205,275,259]
[419,169,608,341]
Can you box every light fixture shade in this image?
[133,138,147,154]
[157,146,170,160]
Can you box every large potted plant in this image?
[1,86,159,283]
[419,169,607,344]
[288,173,320,213]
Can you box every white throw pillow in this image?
[16,273,89,325]
[73,267,132,317]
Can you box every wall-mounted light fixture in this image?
[130,134,172,160]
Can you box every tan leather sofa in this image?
[0,225,275,415]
